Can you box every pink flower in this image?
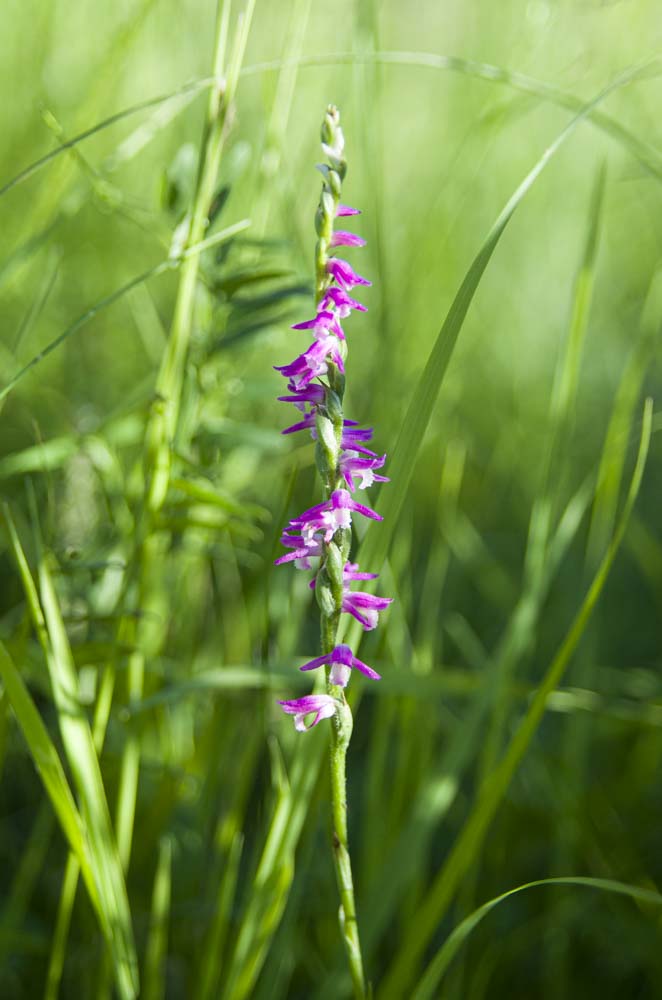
[278,694,339,731]
[327,257,371,291]
[288,489,382,544]
[330,230,366,248]
[299,644,381,687]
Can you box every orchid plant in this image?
[273,105,391,999]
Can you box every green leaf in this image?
[37,546,139,999]
[412,875,662,1000]
[142,837,172,1000]
[0,641,99,917]
[354,63,652,588]
[381,400,652,996]
[340,63,651,656]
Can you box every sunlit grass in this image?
[1,0,662,997]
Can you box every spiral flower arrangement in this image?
[275,105,391,734]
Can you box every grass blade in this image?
[44,854,81,1000]
[0,641,98,915]
[2,53,660,205]
[413,875,662,1000]
[341,63,650,652]
[143,837,172,1000]
[0,220,249,404]
[36,541,139,999]
[382,399,652,996]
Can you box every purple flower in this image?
[342,561,379,583]
[309,560,377,591]
[292,309,345,341]
[330,230,366,248]
[275,529,323,569]
[299,643,381,687]
[289,489,382,543]
[327,257,371,291]
[342,585,393,631]
[275,117,393,725]
[309,562,393,629]
[320,286,367,317]
[275,336,344,389]
[281,415,376,444]
[282,412,316,436]
[278,383,326,411]
[340,450,389,491]
[340,423,377,456]
[278,694,339,731]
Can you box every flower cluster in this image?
[275,106,391,732]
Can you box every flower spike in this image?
[272,103,390,996]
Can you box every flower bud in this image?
[324,387,343,424]
[325,540,345,606]
[327,168,342,200]
[315,569,337,618]
[316,411,338,459]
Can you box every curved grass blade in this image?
[45,661,118,1000]
[340,62,651,651]
[142,837,172,1000]
[0,79,215,200]
[457,165,608,943]
[357,474,594,961]
[356,50,662,181]
[45,851,81,1000]
[0,641,99,917]
[195,832,244,1000]
[32,525,139,999]
[0,219,249,404]
[586,265,662,569]
[381,400,652,997]
[2,52,660,204]
[0,259,173,403]
[412,875,662,1000]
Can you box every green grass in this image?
[1,1,662,997]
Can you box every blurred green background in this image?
[1,0,662,997]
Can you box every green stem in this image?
[310,105,367,999]
[321,583,364,997]
[146,0,233,512]
[328,697,366,999]
[102,7,250,994]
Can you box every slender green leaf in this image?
[143,837,172,1000]
[38,550,139,1000]
[341,63,650,650]
[413,876,662,1000]
[381,400,652,996]
[2,53,661,204]
[0,641,98,914]
[0,220,248,403]
[45,854,81,1000]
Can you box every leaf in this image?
[0,641,99,917]
[0,220,249,404]
[341,62,651,648]
[381,400,652,996]
[412,875,662,1000]
[36,539,139,999]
